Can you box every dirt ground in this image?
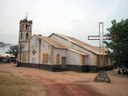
[0,63,128,96]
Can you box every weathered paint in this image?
[54,48,66,65]
[66,50,82,65]
[28,40,30,63]
[29,36,39,63]
[19,33,112,68]
[51,46,54,64]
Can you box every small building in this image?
[0,53,14,62]
[17,18,113,71]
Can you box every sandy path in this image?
[0,64,103,96]
[0,63,128,96]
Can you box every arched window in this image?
[42,53,48,64]
[26,33,28,40]
[46,54,48,63]
[56,54,60,64]
[22,53,26,62]
[43,53,45,63]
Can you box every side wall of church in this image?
[53,48,66,65]
[50,34,98,65]
[66,50,82,65]
[71,44,98,65]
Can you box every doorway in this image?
[61,57,66,69]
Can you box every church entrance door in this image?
[61,57,66,70]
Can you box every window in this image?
[26,24,27,30]
[43,53,48,63]
[56,54,60,64]
[26,33,28,40]
[22,53,26,62]
[46,54,48,63]
[21,33,22,39]
[43,53,46,63]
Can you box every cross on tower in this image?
[32,49,37,55]
[25,12,28,19]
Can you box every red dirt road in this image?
[0,64,104,96]
[23,73,103,96]
[46,84,102,96]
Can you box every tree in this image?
[105,19,128,68]
[0,41,11,48]
[6,45,18,59]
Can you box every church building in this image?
[17,17,113,72]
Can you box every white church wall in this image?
[66,50,81,65]
[40,40,52,64]
[53,48,66,65]
[71,44,98,65]
[22,41,29,63]
[29,36,39,64]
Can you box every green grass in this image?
[0,71,46,96]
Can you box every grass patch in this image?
[0,71,46,96]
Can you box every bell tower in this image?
[18,14,32,62]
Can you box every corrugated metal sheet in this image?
[36,35,67,49]
[49,33,106,55]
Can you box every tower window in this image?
[26,24,28,30]
[26,33,28,40]
[21,33,22,39]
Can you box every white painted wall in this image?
[72,44,98,65]
[40,40,52,64]
[66,50,81,65]
[29,36,39,64]
[53,48,66,65]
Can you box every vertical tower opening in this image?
[21,33,22,39]
[26,24,28,30]
[26,33,28,40]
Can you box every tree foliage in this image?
[105,19,128,68]
[6,45,18,58]
[0,42,11,48]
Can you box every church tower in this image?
[18,15,32,62]
[19,17,32,48]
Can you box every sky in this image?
[0,0,128,49]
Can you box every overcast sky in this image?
[0,0,128,47]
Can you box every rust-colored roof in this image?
[67,36,106,55]
[36,35,67,49]
[49,33,107,55]
[68,48,88,56]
